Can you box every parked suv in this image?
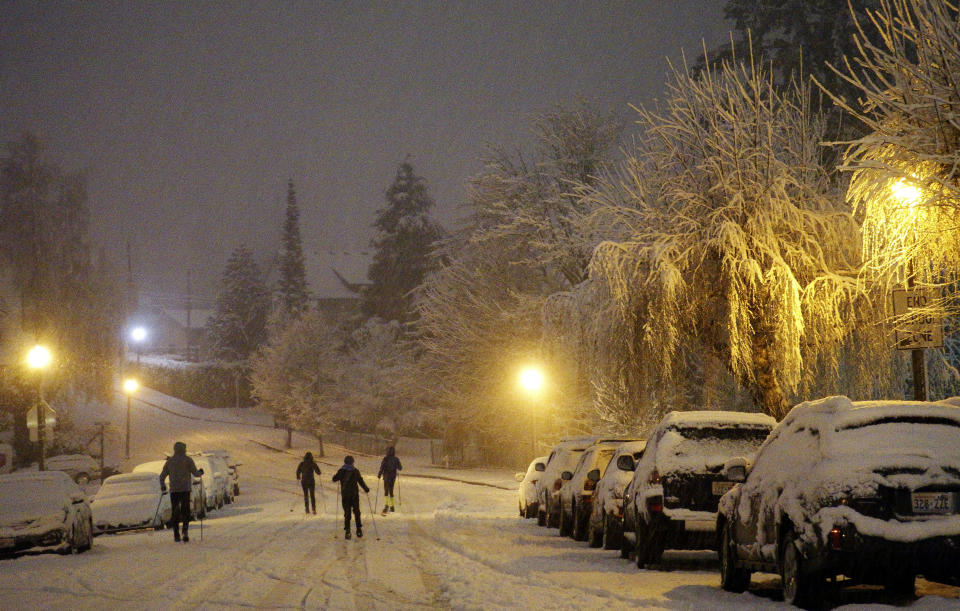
[588,440,646,549]
[559,439,638,541]
[717,397,960,606]
[536,437,596,528]
[626,410,775,568]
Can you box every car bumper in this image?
[652,511,718,551]
[810,529,960,584]
[0,528,67,555]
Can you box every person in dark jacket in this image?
[159,441,203,542]
[296,452,321,514]
[377,446,402,514]
[332,455,369,539]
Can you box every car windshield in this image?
[667,426,770,459]
[97,479,155,499]
[827,416,960,459]
[0,477,75,517]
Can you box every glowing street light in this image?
[123,377,139,460]
[893,179,930,401]
[891,179,922,207]
[518,366,545,456]
[26,345,52,470]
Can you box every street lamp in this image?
[519,366,545,456]
[893,179,930,401]
[130,326,148,369]
[26,345,52,470]
[123,377,138,460]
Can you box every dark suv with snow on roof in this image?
[625,410,775,568]
[717,397,960,607]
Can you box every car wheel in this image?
[559,504,572,537]
[635,519,650,568]
[234,484,240,496]
[537,508,546,527]
[620,525,633,559]
[548,503,560,529]
[79,519,93,552]
[588,515,603,548]
[781,529,821,607]
[719,521,750,592]
[603,513,622,551]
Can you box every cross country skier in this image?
[296,452,321,514]
[377,446,402,515]
[158,441,204,542]
[332,455,369,539]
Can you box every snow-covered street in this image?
[2,390,959,610]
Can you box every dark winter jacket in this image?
[332,463,369,499]
[296,458,321,486]
[377,447,402,483]
[159,442,202,494]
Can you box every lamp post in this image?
[519,366,545,456]
[130,326,147,370]
[123,377,138,460]
[893,180,929,401]
[26,345,52,471]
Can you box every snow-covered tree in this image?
[585,58,873,419]
[276,179,310,322]
[207,245,270,361]
[250,309,342,449]
[363,162,443,325]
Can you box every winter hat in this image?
[344,455,354,465]
[173,441,187,454]
[304,452,313,461]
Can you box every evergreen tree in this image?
[276,179,310,321]
[363,162,443,324]
[207,245,270,361]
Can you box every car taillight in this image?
[647,500,663,513]
[553,479,563,491]
[649,469,660,484]
[584,480,596,492]
[829,527,843,550]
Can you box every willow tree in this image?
[586,58,869,419]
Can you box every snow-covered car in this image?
[191,454,229,510]
[558,439,637,541]
[536,437,596,528]
[0,442,13,474]
[717,397,960,606]
[41,454,102,484]
[626,410,775,568]
[91,472,171,534]
[132,460,205,519]
[199,453,234,504]
[516,456,547,518]
[588,440,646,550]
[203,449,241,496]
[0,470,93,555]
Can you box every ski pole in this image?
[375,477,381,514]
[152,489,167,531]
[364,491,380,540]
[199,480,204,542]
[397,474,401,511]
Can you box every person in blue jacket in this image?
[377,446,402,514]
[332,455,369,539]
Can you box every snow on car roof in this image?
[659,410,776,429]
[102,472,159,484]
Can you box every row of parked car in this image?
[0,448,241,556]
[518,397,960,607]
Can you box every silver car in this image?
[0,470,93,555]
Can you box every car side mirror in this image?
[561,471,573,481]
[586,469,601,482]
[535,462,545,472]
[515,472,525,482]
[723,457,748,483]
[616,455,635,472]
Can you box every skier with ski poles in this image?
[332,455,369,539]
[158,441,204,543]
[377,446,402,515]
[295,452,321,515]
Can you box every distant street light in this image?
[123,378,138,460]
[26,345,52,470]
[518,366,545,456]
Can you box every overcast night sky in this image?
[1,1,730,300]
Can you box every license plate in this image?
[911,491,954,514]
[0,537,13,549]
[712,481,734,496]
